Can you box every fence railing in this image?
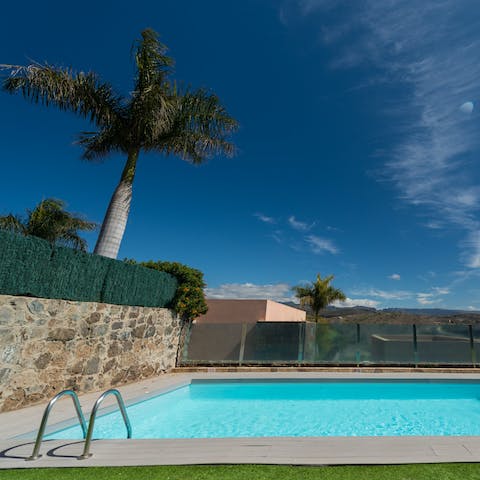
[179,321,480,367]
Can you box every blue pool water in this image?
[47,381,480,439]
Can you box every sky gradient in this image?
[1,0,480,310]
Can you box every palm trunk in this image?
[94,151,138,259]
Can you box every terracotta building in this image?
[195,299,306,324]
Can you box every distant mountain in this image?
[283,302,480,317]
[382,307,480,316]
[282,302,377,317]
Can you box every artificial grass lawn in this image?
[0,464,480,480]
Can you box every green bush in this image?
[0,230,177,307]
[140,261,208,321]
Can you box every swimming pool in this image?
[47,380,480,439]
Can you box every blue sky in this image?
[1,0,480,310]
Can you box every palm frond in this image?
[56,230,89,251]
[77,123,128,161]
[25,198,97,249]
[153,88,238,163]
[129,82,177,146]
[2,64,122,127]
[129,30,176,145]
[0,214,26,234]
[132,29,173,94]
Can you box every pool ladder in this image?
[26,388,132,461]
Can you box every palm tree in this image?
[2,29,237,259]
[0,198,96,251]
[292,273,346,321]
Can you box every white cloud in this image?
[288,215,313,231]
[416,286,450,305]
[431,287,450,295]
[388,273,401,280]
[270,230,284,244]
[354,285,450,305]
[463,231,480,268]
[352,288,411,300]
[205,283,294,302]
[306,234,339,254]
[332,297,379,308]
[416,293,437,305]
[291,0,480,268]
[254,213,276,224]
[423,221,444,230]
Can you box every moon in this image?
[460,101,474,114]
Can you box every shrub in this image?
[140,261,208,321]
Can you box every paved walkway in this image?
[2,371,480,468]
[3,436,480,467]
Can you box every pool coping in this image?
[2,371,480,468]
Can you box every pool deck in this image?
[2,371,480,468]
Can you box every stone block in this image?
[84,357,100,375]
[132,325,146,338]
[27,300,44,314]
[48,328,76,342]
[87,312,101,324]
[34,352,52,369]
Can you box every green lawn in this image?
[0,464,479,480]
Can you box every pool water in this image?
[47,381,480,439]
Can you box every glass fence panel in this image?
[181,321,477,366]
[243,322,301,362]
[416,324,472,364]
[183,323,243,362]
[304,323,357,363]
[358,324,415,364]
[472,325,480,366]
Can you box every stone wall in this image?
[0,295,182,412]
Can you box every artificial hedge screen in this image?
[0,230,177,307]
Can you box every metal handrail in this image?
[78,388,132,459]
[26,389,87,461]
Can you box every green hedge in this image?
[0,230,177,307]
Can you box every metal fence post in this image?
[413,324,418,367]
[469,325,476,367]
[238,323,247,365]
[356,323,360,366]
[297,322,305,363]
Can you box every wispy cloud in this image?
[254,212,276,224]
[423,221,444,230]
[388,273,401,281]
[205,282,294,302]
[415,287,451,306]
[333,297,379,308]
[462,231,480,268]
[431,287,450,295]
[416,293,440,306]
[352,285,450,307]
[352,288,411,300]
[306,234,339,254]
[289,0,480,268]
[270,229,284,244]
[288,215,314,231]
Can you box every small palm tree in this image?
[292,273,346,321]
[2,29,237,259]
[0,198,96,251]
